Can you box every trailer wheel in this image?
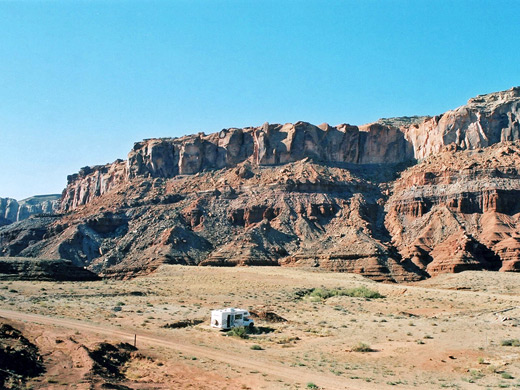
[248,322,254,329]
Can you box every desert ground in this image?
[1,266,520,389]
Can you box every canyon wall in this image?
[403,87,520,159]
[2,87,520,280]
[61,121,414,210]
[61,87,520,212]
[0,195,60,226]
[385,142,520,274]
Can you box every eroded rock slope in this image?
[1,87,520,281]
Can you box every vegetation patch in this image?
[226,326,251,339]
[501,339,520,347]
[225,325,275,339]
[296,286,384,301]
[351,342,374,352]
[162,319,204,329]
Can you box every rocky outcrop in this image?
[0,257,99,281]
[1,159,422,282]
[61,161,127,211]
[62,122,415,210]
[386,142,520,274]
[0,323,44,388]
[403,87,520,159]
[0,198,18,225]
[494,236,520,271]
[61,88,520,213]
[0,195,60,225]
[2,86,520,281]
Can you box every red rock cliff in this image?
[61,87,520,212]
[61,121,413,210]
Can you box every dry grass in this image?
[1,267,520,389]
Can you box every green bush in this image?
[343,286,383,299]
[306,286,383,301]
[351,342,373,352]
[306,383,319,389]
[309,287,335,300]
[501,339,520,347]
[226,326,250,339]
[250,344,263,350]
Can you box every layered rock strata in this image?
[1,87,520,280]
[2,160,422,282]
[61,122,416,210]
[61,87,520,212]
[385,142,520,274]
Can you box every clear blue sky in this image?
[1,0,519,200]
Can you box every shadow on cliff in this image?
[323,160,417,184]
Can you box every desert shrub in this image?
[226,326,250,339]
[250,344,263,350]
[309,288,338,301]
[342,286,383,299]
[276,336,300,345]
[351,342,373,352]
[251,326,275,334]
[306,383,319,389]
[163,319,203,329]
[304,286,384,301]
[470,369,484,379]
[501,339,520,347]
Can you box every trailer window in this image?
[235,314,243,320]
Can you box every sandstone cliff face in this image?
[403,87,520,159]
[2,87,520,281]
[61,161,127,211]
[0,195,60,226]
[127,122,414,178]
[61,88,520,212]
[62,122,414,210]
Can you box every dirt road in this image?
[0,308,392,390]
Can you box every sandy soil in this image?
[1,266,520,389]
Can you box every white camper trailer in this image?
[211,308,255,330]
